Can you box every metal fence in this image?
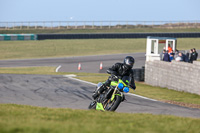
[0,20,200,30]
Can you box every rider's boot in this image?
[92,84,107,100]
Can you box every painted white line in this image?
[55,65,62,72]
[126,93,157,101]
[63,74,77,78]
[63,75,157,101]
[64,75,97,86]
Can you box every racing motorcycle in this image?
[88,75,130,111]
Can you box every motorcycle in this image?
[88,75,130,111]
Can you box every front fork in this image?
[111,85,118,101]
[111,83,123,101]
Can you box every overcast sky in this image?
[0,0,200,22]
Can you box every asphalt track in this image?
[0,53,146,73]
[0,53,200,118]
[0,74,200,118]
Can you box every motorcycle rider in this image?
[92,56,136,100]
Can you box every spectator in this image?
[160,50,165,60]
[188,49,194,63]
[183,52,189,62]
[175,56,182,62]
[168,44,172,53]
[174,49,179,59]
[176,52,183,61]
[192,48,198,60]
[176,52,188,62]
[169,50,174,62]
[163,50,170,62]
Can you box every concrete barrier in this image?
[0,34,37,41]
[145,60,200,95]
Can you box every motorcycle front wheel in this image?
[105,95,122,111]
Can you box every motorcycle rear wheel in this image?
[88,101,97,110]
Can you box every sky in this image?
[0,0,200,22]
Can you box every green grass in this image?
[0,38,200,60]
[0,67,57,75]
[0,66,199,106]
[0,104,199,133]
[0,39,146,60]
[0,67,200,133]
[1,28,200,34]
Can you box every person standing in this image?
[192,48,198,60]
[174,49,179,59]
[188,49,194,63]
[168,44,172,54]
[169,50,175,62]
[163,50,170,62]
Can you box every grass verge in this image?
[0,66,199,107]
[1,28,200,34]
[0,38,200,60]
[0,104,199,133]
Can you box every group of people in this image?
[186,48,199,63]
[162,45,198,63]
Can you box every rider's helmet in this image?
[123,56,135,69]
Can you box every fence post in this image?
[43,22,45,29]
[5,22,7,30]
[58,21,61,29]
[35,22,37,29]
[28,22,30,29]
[20,22,22,29]
[83,21,86,29]
[75,21,77,29]
[13,22,15,30]
[67,21,69,29]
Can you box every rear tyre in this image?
[88,101,97,110]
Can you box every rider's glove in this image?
[130,85,136,90]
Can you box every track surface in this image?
[0,53,145,73]
[0,74,200,118]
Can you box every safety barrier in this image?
[145,60,200,95]
[133,67,145,82]
[0,34,37,41]
[37,33,200,40]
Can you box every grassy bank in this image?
[1,28,200,34]
[0,66,199,107]
[0,39,146,59]
[0,38,200,60]
[0,104,199,133]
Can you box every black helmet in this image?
[124,56,135,69]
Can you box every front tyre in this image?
[105,95,122,111]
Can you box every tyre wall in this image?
[37,33,200,40]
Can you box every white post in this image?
[67,21,69,29]
[20,22,23,29]
[13,22,15,29]
[35,22,37,29]
[43,22,45,29]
